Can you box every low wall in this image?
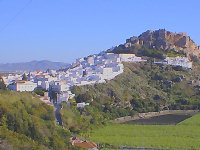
[112,110,199,124]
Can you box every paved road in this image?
[54,103,63,126]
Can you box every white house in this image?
[9,80,37,92]
[37,80,49,90]
[119,53,146,62]
[51,80,70,93]
[57,92,69,103]
[77,102,90,108]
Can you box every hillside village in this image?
[2,51,193,107]
[0,29,198,149]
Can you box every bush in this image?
[33,87,46,96]
[138,47,165,59]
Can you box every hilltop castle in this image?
[125,29,200,58]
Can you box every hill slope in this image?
[72,61,200,116]
[70,29,200,118]
[0,90,72,149]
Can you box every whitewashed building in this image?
[2,74,22,86]
[77,102,90,108]
[51,80,70,93]
[165,57,192,68]
[119,54,147,62]
[9,81,37,92]
[57,91,69,103]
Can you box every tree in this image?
[76,93,92,103]
[33,87,46,96]
[0,76,7,90]
[22,73,28,81]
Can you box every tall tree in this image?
[22,73,28,81]
[0,75,7,90]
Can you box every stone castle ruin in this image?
[125,29,200,58]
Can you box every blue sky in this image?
[0,0,200,63]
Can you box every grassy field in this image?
[178,113,200,126]
[90,113,200,149]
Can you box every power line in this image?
[0,0,32,33]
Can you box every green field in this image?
[90,113,200,149]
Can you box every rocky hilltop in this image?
[119,29,200,58]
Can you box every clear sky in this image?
[0,0,200,63]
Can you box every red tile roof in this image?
[73,141,97,149]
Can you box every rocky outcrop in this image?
[124,29,200,58]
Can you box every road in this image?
[54,103,63,126]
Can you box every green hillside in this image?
[0,90,72,150]
[72,61,200,119]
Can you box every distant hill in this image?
[0,60,70,72]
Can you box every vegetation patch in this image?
[72,62,200,116]
[90,113,200,149]
[178,113,200,126]
[0,90,72,150]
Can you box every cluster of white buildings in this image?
[2,52,192,106]
[2,52,146,106]
[59,53,146,86]
[154,56,192,69]
[165,57,192,69]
